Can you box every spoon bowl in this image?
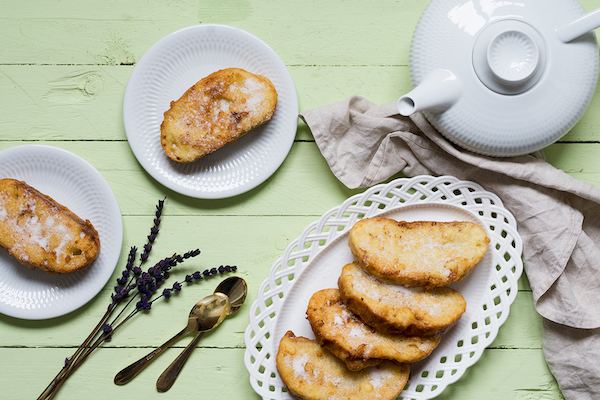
[188,292,231,332]
[215,276,247,314]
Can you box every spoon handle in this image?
[156,331,205,392]
[114,326,190,385]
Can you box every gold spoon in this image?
[156,276,247,392]
[114,277,245,386]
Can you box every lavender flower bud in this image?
[184,249,201,259]
[126,247,137,271]
[185,275,193,283]
[163,288,172,299]
[172,282,182,292]
[103,323,113,341]
[136,296,151,310]
[147,282,157,294]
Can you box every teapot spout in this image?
[397,69,462,116]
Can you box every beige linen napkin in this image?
[300,96,600,400]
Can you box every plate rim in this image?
[0,144,123,320]
[123,23,299,199]
[243,175,524,399]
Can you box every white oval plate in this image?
[123,24,299,199]
[0,145,123,320]
[244,175,523,399]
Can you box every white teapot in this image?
[398,0,600,156]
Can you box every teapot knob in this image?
[487,30,539,86]
[472,19,547,95]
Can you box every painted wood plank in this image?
[0,0,425,66]
[0,279,539,350]
[2,64,600,142]
[0,65,412,141]
[0,140,363,216]
[0,347,560,400]
[2,0,598,67]
[1,140,599,219]
[0,213,539,349]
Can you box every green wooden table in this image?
[3,0,598,398]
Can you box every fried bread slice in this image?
[160,67,277,162]
[0,179,100,274]
[307,288,440,371]
[276,331,409,400]
[348,217,489,287]
[338,262,466,336]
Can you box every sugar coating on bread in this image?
[276,331,409,400]
[160,67,278,162]
[349,218,489,287]
[338,262,466,336]
[0,179,100,274]
[307,288,440,371]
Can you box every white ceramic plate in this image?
[123,24,298,199]
[244,175,523,399]
[0,145,123,320]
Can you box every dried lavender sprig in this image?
[139,198,164,265]
[103,250,202,334]
[85,265,237,365]
[49,253,217,400]
[37,198,237,400]
[39,202,166,400]
[161,265,237,300]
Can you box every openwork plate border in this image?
[244,175,523,399]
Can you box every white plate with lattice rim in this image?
[244,175,523,399]
[0,145,123,320]
[123,24,298,199]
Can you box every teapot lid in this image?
[410,0,599,156]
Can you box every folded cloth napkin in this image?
[300,96,600,400]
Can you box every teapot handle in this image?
[557,7,600,42]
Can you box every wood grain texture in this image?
[3,0,600,398]
[0,347,561,400]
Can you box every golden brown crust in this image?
[338,262,466,336]
[276,331,410,400]
[160,67,278,162]
[307,289,440,371]
[348,218,489,287]
[0,179,100,274]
